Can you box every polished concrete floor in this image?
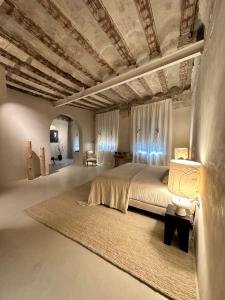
[0,164,166,300]
[49,158,74,174]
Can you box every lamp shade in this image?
[168,159,201,199]
[174,148,189,159]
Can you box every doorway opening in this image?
[49,115,80,173]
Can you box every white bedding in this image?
[88,163,145,213]
[129,165,173,209]
[88,163,174,214]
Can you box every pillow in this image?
[160,169,169,184]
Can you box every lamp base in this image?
[175,206,187,217]
[171,196,192,217]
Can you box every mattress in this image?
[129,165,173,210]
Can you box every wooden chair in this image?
[85,150,97,166]
[114,152,132,167]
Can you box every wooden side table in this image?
[114,152,132,167]
[164,204,193,252]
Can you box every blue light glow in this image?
[135,142,164,157]
[74,143,80,151]
[138,150,163,155]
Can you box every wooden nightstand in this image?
[164,204,193,252]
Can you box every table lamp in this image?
[168,159,201,216]
[174,148,189,160]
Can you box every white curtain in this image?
[96,110,119,166]
[131,99,172,166]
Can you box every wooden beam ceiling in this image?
[0,47,77,94]
[7,84,58,102]
[6,74,61,100]
[1,62,70,96]
[134,0,169,93]
[0,28,87,88]
[3,0,97,83]
[178,0,199,47]
[38,0,114,75]
[0,0,201,111]
[55,41,204,107]
[178,0,199,89]
[84,0,135,66]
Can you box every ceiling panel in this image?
[166,64,181,89]
[151,0,182,55]
[143,72,163,95]
[55,0,125,71]
[101,0,150,62]
[8,0,108,81]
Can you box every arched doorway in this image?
[49,114,80,173]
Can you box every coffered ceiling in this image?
[0,0,199,110]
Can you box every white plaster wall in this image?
[0,88,94,185]
[190,1,225,299]
[172,106,191,157]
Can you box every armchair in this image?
[85,150,97,166]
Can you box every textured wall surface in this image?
[0,87,94,185]
[191,1,225,299]
[172,106,191,156]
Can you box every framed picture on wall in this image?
[50,130,59,143]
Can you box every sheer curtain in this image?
[131,99,172,166]
[96,110,119,166]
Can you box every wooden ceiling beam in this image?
[178,0,198,89]
[92,93,117,105]
[84,0,135,66]
[1,62,70,96]
[178,0,198,47]
[86,0,154,98]
[179,59,194,89]
[3,0,97,83]
[124,83,141,100]
[6,74,62,99]
[77,99,102,109]
[55,41,204,107]
[0,47,77,94]
[7,83,58,101]
[137,77,153,96]
[87,97,107,107]
[105,88,129,103]
[134,0,169,94]
[84,0,151,101]
[134,0,160,57]
[38,0,114,75]
[157,69,169,93]
[0,27,87,88]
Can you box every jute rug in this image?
[26,182,197,300]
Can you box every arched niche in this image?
[49,114,81,172]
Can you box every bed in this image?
[88,163,174,215]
